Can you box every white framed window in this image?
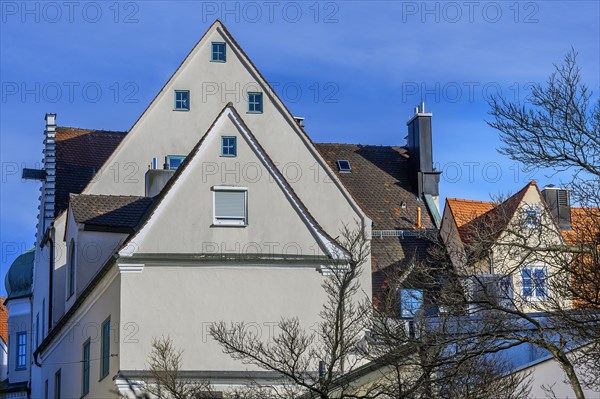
[213,186,248,226]
[522,265,547,299]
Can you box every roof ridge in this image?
[57,126,127,134]
[447,197,495,204]
[316,142,406,148]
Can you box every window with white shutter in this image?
[213,187,247,226]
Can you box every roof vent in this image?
[336,160,351,173]
[293,116,305,127]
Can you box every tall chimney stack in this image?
[406,102,440,198]
[541,186,572,230]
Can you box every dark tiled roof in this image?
[315,144,434,230]
[55,127,126,216]
[70,194,154,232]
[315,144,437,302]
[371,235,437,305]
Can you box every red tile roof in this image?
[55,127,127,216]
[0,297,7,344]
[447,181,535,245]
[562,207,600,246]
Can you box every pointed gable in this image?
[446,181,538,245]
[83,20,366,241]
[120,104,345,259]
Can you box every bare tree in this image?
[129,336,218,399]
[370,240,532,399]
[211,225,531,398]
[483,48,600,398]
[209,224,374,398]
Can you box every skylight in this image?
[337,160,351,173]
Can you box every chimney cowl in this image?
[541,186,572,230]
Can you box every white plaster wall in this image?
[130,113,328,256]
[119,264,335,371]
[37,269,121,399]
[516,354,598,399]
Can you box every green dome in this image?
[5,248,34,300]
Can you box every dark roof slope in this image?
[70,194,154,233]
[55,127,127,216]
[315,144,434,230]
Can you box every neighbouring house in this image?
[439,181,600,396]
[7,20,439,398]
[441,180,572,313]
[1,250,34,399]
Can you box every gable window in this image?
[400,289,423,318]
[221,136,237,157]
[82,339,91,396]
[213,187,247,226]
[525,208,540,228]
[522,266,547,299]
[174,90,190,111]
[54,369,61,399]
[68,239,75,298]
[248,92,263,113]
[211,42,226,62]
[16,331,27,369]
[100,317,111,380]
[166,155,186,170]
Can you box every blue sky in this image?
[1,1,599,294]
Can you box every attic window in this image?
[174,90,190,111]
[221,136,237,157]
[336,160,352,173]
[166,155,186,170]
[525,208,540,228]
[211,42,226,62]
[248,92,263,113]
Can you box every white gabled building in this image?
[8,19,443,398]
[23,20,373,398]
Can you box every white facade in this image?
[27,20,371,398]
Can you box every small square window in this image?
[211,42,226,62]
[337,160,352,173]
[213,187,247,226]
[166,155,186,170]
[174,90,190,111]
[221,137,237,157]
[248,92,263,113]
